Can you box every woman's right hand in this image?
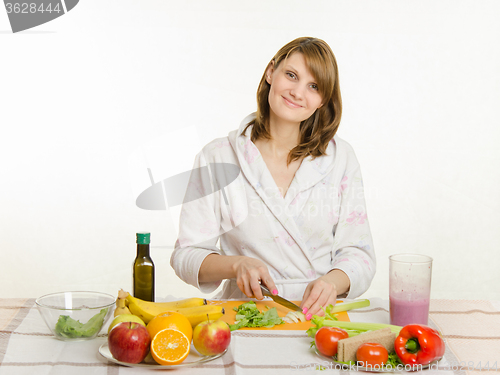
[232,256,278,299]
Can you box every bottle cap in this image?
[136,232,150,244]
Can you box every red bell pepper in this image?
[394,324,445,366]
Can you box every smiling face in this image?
[266,52,324,128]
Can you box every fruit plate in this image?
[314,348,439,372]
[99,342,227,369]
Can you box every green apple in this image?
[108,314,145,334]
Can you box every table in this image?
[1,298,499,374]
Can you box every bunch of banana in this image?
[115,289,225,326]
[114,289,132,317]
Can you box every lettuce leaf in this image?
[54,308,108,338]
[229,301,283,331]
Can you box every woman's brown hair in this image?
[243,37,342,165]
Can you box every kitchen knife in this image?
[260,284,302,312]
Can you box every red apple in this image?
[192,319,231,356]
[108,322,151,363]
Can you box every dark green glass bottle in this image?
[133,232,155,302]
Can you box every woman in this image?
[170,37,375,319]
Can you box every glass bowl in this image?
[36,291,116,341]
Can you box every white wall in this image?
[1,0,499,301]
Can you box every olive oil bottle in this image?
[133,232,155,302]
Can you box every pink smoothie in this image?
[390,296,429,326]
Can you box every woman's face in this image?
[266,52,323,127]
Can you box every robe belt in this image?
[273,279,316,285]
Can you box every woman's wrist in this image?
[326,269,350,297]
[199,254,245,283]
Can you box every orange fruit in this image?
[150,328,190,365]
[147,311,193,342]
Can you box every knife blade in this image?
[260,284,302,312]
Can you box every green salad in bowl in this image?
[36,291,115,341]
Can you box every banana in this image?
[122,291,206,311]
[118,289,207,311]
[120,290,209,324]
[114,297,131,317]
[171,305,225,328]
[127,300,156,323]
[128,300,224,326]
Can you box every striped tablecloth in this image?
[0,298,498,374]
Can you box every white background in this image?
[1,0,499,301]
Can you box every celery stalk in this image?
[329,299,370,314]
[317,320,402,335]
[321,299,370,321]
[306,315,402,338]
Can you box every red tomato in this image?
[315,327,349,357]
[356,343,389,367]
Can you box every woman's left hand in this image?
[300,269,350,320]
[300,276,337,320]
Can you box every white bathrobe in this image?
[170,114,376,300]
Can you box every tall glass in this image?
[389,254,433,326]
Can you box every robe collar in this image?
[228,114,338,265]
